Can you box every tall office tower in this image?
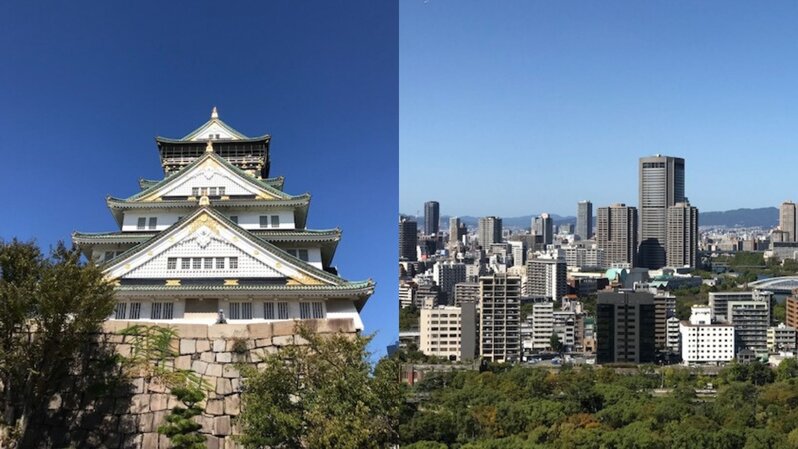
[639,155,685,269]
[596,291,656,364]
[478,216,503,248]
[448,216,462,246]
[399,218,418,261]
[781,201,797,242]
[479,274,522,362]
[596,204,638,267]
[728,300,770,353]
[576,200,593,240]
[433,262,467,304]
[666,202,699,268]
[424,201,440,236]
[787,295,798,330]
[532,213,554,246]
[523,256,567,300]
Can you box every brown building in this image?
[786,294,798,330]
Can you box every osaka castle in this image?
[73,108,373,329]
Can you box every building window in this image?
[271,215,280,228]
[115,303,127,320]
[192,258,202,270]
[229,302,253,320]
[219,187,225,196]
[259,216,268,228]
[148,217,157,230]
[151,302,174,320]
[216,257,225,269]
[277,302,289,319]
[192,187,199,197]
[287,249,309,262]
[129,302,142,320]
[300,302,324,319]
[264,302,275,320]
[181,258,190,269]
[204,257,213,269]
[167,258,177,270]
[312,302,324,319]
[229,257,238,269]
[137,217,146,230]
[300,302,311,319]
[209,187,217,196]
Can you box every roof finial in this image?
[211,106,218,119]
[199,195,210,206]
[206,139,214,153]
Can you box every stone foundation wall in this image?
[40,318,357,449]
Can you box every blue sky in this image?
[0,1,397,358]
[400,1,798,218]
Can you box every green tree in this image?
[550,333,564,353]
[400,305,420,331]
[0,240,116,446]
[238,324,405,449]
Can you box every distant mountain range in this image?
[403,207,779,230]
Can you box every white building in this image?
[666,316,680,354]
[680,305,735,365]
[528,302,554,351]
[73,109,372,328]
[767,323,797,352]
[400,282,417,309]
[419,306,463,361]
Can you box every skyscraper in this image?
[449,216,465,246]
[576,200,593,240]
[639,155,685,269]
[424,201,440,236]
[478,216,502,248]
[479,274,522,362]
[780,201,797,242]
[596,204,638,268]
[532,213,554,246]
[524,255,567,300]
[666,202,699,268]
[399,218,418,261]
[596,291,656,364]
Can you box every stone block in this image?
[201,351,216,363]
[272,335,294,346]
[132,378,146,394]
[213,415,232,436]
[208,323,248,339]
[142,432,159,449]
[231,378,242,393]
[150,393,169,412]
[216,352,232,363]
[119,414,138,433]
[206,435,221,449]
[159,434,170,449]
[148,379,168,393]
[223,365,240,378]
[213,339,226,353]
[206,398,224,415]
[206,363,223,378]
[216,378,233,395]
[271,320,296,336]
[224,395,240,416]
[247,322,273,339]
[171,323,209,339]
[115,343,132,357]
[196,339,211,352]
[180,339,196,355]
[121,433,142,449]
[174,355,192,370]
[195,414,213,434]
[254,338,271,348]
[294,334,311,346]
[139,412,155,432]
[130,394,150,414]
[191,360,209,375]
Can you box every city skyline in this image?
[401,1,798,216]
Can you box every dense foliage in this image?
[400,362,798,449]
[0,240,116,446]
[237,324,405,449]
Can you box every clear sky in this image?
[0,1,397,358]
[400,1,798,219]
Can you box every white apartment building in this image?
[419,306,463,361]
[680,305,735,365]
[767,323,797,352]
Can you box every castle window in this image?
[219,187,226,196]
[148,217,157,230]
[271,215,280,228]
[259,216,268,228]
[264,302,275,320]
[181,258,190,269]
[192,187,199,197]
[229,257,238,269]
[115,303,127,320]
[167,258,177,270]
[192,258,202,269]
[229,302,252,320]
[216,257,225,269]
[129,302,142,320]
[277,302,289,319]
[204,257,213,269]
[151,302,174,320]
[137,217,146,230]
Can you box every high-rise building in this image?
[596,291,656,364]
[424,201,440,236]
[532,213,554,246]
[433,262,467,304]
[679,306,735,365]
[478,216,503,248]
[653,293,676,350]
[596,204,638,267]
[787,295,798,330]
[576,201,593,240]
[780,201,797,242]
[419,301,477,361]
[709,291,773,322]
[523,255,567,300]
[666,202,699,268]
[479,274,522,362]
[528,301,554,351]
[767,324,797,352]
[639,155,685,269]
[448,216,464,246]
[509,241,526,267]
[399,218,418,261]
[454,282,480,305]
[727,300,770,354]
[73,108,373,328]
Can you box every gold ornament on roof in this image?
[206,140,214,153]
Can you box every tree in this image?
[550,333,564,353]
[0,240,116,446]
[237,323,405,449]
